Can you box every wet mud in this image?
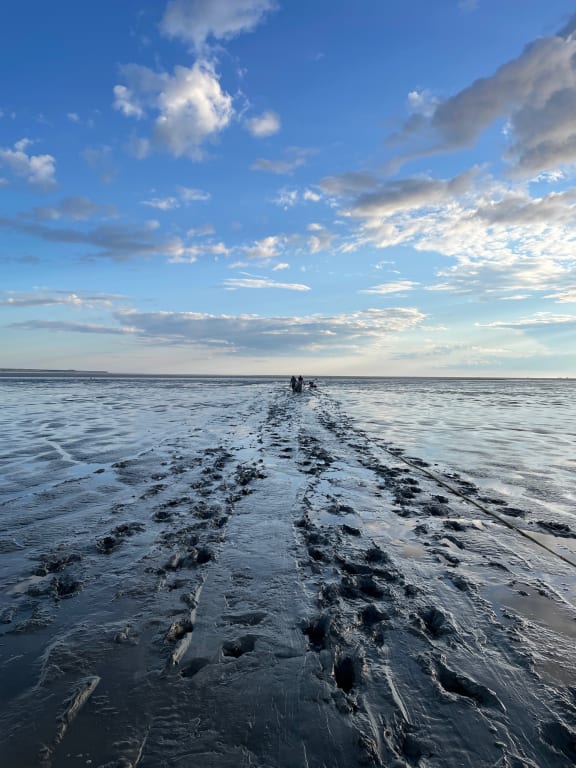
[1,382,575,767]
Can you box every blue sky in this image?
[1,0,576,375]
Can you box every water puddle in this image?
[488,582,576,640]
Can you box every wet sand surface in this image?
[1,382,575,767]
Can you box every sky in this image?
[1,0,576,376]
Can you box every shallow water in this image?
[327,377,576,523]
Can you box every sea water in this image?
[1,376,575,525]
[325,377,576,525]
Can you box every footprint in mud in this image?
[432,659,504,710]
[303,614,332,651]
[537,520,575,538]
[359,604,388,628]
[34,552,81,576]
[333,649,365,694]
[96,522,145,553]
[340,524,362,537]
[223,611,267,626]
[181,657,211,678]
[222,634,258,658]
[51,574,82,599]
[446,573,475,592]
[539,720,576,762]
[416,606,455,638]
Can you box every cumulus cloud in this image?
[246,110,280,137]
[360,280,420,294]
[22,196,118,222]
[335,168,576,300]
[114,60,234,159]
[167,241,229,263]
[0,138,56,188]
[273,186,321,208]
[222,277,310,291]
[306,224,335,254]
[242,235,283,260]
[393,16,576,175]
[161,0,277,50]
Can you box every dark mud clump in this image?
[417,606,455,637]
[51,574,82,599]
[222,635,257,658]
[537,520,574,538]
[34,553,81,576]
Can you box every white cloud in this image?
[477,312,576,329]
[360,280,420,294]
[161,0,277,50]
[12,306,425,356]
[142,185,210,210]
[273,186,321,207]
[394,17,576,175]
[272,262,289,271]
[306,224,335,254]
[407,89,439,116]
[67,112,80,123]
[543,288,576,303]
[179,185,210,201]
[246,110,281,137]
[114,60,234,159]
[243,235,283,260]
[223,278,310,291]
[0,138,56,188]
[167,241,229,263]
[0,289,124,309]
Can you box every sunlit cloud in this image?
[222,278,310,291]
[0,138,56,188]
[114,61,234,159]
[360,280,420,294]
[160,0,277,50]
[246,110,281,137]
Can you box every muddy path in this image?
[1,386,575,767]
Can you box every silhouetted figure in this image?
[296,375,304,393]
[290,375,297,392]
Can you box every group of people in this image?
[290,375,317,393]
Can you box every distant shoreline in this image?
[0,369,573,381]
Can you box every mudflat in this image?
[1,384,575,767]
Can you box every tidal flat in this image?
[0,377,575,767]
